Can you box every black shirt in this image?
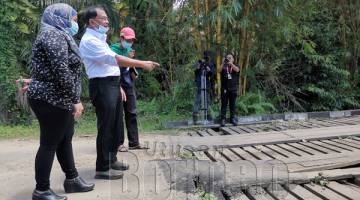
[221,63,239,92]
[28,29,82,110]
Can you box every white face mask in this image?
[96,24,109,34]
[66,20,79,36]
[93,20,109,34]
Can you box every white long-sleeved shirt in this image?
[79,28,119,79]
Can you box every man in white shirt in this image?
[79,6,159,180]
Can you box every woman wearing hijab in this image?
[28,3,94,200]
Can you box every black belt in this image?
[90,76,120,82]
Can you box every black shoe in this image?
[129,144,149,150]
[230,118,237,126]
[95,169,124,180]
[220,119,226,127]
[64,176,95,193]
[111,161,129,171]
[32,189,67,200]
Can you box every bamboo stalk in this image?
[238,0,250,95]
[215,0,223,99]
[193,0,203,54]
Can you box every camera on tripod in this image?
[198,59,208,70]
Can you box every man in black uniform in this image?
[219,53,240,127]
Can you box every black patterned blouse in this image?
[28,29,81,111]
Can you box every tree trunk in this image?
[238,0,250,95]
[215,0,223,99]
[193,0,203,54]
[204,0,211,50]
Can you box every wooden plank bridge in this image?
[146,115,360,200]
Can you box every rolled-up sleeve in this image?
[80,38,118,66]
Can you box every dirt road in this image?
[0,134,194,200]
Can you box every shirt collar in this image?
[86,28,107,41]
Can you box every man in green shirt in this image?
[110,27,146,152]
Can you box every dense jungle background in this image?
[0,0,359,136]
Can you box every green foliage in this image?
[236,91,276,115]
[248,0,360,112]
[0,0,39,124]
[1,0,360,125]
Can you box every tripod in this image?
[200,67,210,125]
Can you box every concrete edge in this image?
[165,109,360,129]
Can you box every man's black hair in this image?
[84,5,106,25]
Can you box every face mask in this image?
[121,40,132,49]
[66,20,79,36]
[93,21,109,34]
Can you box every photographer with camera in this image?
[219,53,240,127]
[193,51,215,124]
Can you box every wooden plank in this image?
[309,141,345,153]
[244,125,264,132]
[242,146,273,160]
[286,143,319,155]
[319,118,353,126]
[228,191,251,200]
[308,119,334,127]
[187,131,199,136]
[303,183,348,200]
[255,124,281,131]
[320,118,353,126]
[330,117,359,124]
[231,147,260,161]
[217,148,243,162]
[284,152,360,172]
[221,127,239,135]
[207,129,221,136]
[285,184,322,200]
[246,186,276,200]
[299,141,333,154]
[272,123,290,131]
[169,124,360,149]
[237,126,258,133]
[352,136,360,141]
[301,121,324,128]
[276,143,309,156]
[331,139,360,150]
[265,184,298,200]
[343,138,360,146]
[319,140,355,152]
[326,181,360,200]
[287,121,307,129]
[265,144,294,158]
[193,151,212,161]
[289,167,360,184]
[230,126,250,134]
[332,119,358,125]
[207,149,230,163]
[338,181,360,194]
[294,121,314,129]
[255,145,288,160]
[197,130,211,137]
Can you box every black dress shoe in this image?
[95,169,124,180]
[64,176,95,193]
[111,161,129,171]
[32,189,67,200]
[220,119,226,127]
